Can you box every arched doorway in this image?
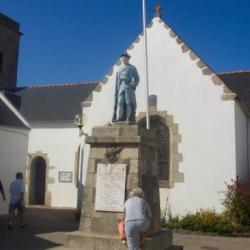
[29,156,46,205]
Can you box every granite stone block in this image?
[67,124,179,249]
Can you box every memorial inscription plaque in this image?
[95,163,126,212]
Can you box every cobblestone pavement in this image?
[1,207,250,250]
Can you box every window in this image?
[138,115,170,182]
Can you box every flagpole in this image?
[142,0,150,129]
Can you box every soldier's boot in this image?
[116,105,124,121]
[126,104,132,121]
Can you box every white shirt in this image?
[10,179,25,204]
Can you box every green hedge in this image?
[163,178,250,234]
[163,209,250,234]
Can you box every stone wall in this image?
[0,13,21,89]
[67,124,175,250]
[80,124,162,234]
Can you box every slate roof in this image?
[3,71,250,127]
[217,71,250,115]
[7,82,98,124]
[0,98,26,127]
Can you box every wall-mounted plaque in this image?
[59,171,73,183]
[95,163,126,212]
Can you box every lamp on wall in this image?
[74,113,87,136]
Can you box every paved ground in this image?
[0,206,78,250]
[173,233,250,250]
[0,207,250,250]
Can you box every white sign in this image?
[95,163,126,212]
[58,171,72,182]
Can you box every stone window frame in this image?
[26,152,54,206]
[137,110,184,188]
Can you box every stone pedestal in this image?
[67,123,182,250]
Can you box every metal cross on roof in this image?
[154,4,162,18]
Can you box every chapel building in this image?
[1,10,250,216]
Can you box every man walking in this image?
[8,172,26,229]
[0,179,6,201]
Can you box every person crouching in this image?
[124,188,152,250]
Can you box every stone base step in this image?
[167,246,184,250]
[49,245,183,250]
[67,231,127,250]
[67,229,177,250]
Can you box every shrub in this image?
[163,216,181,229]
[179,209,233,233]
[223,177,250,226]
[163,209,250,234]
[163,178,250,234]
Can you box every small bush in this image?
[223,177,250,226]
[184,209,231,233]
[163,209,250,234]
[163,178,250,234]
[163,216,181,229]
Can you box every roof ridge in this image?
[217,70,250,75]
[18,81,99,89]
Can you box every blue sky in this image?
[0,0,249,86]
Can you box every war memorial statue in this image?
[67,52,181,250]
[112,53,140,122]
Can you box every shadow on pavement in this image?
[0,206,79,250]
